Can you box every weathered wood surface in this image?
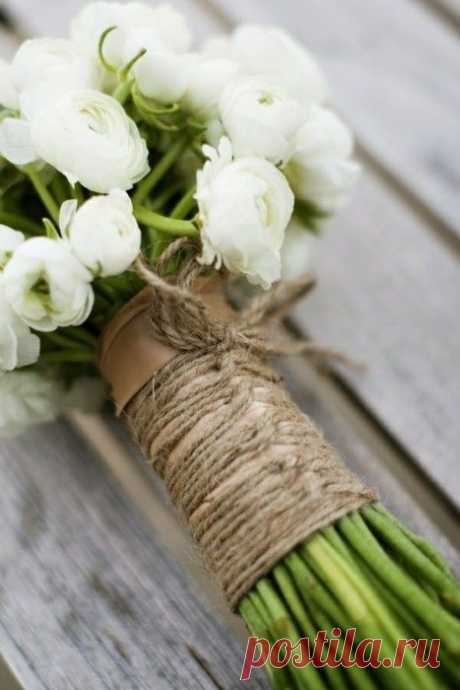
[0,0,459,688]
[0,419,269,690]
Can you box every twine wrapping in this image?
[100,249,376,609]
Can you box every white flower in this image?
[0,117,38,166]
[123,5,194,105]
[0,225,25,270]
[12,39,103,125]
[0,370,63,438]
[60,190,141,277]
[285,106,360,213]
[210,25,327,107]
[0,286,40,374]
[133,44,189,104]
[12,38,101,111]
[281,220,317,280]
[0,59,19,110]
[196,138,294,289]
[70,1,126,65]
[3,237,94,332]
[30,89,149,193]
[219,77,304,164]
[71,2,191,69]
[182,56,241,120]
[121,4,192,58]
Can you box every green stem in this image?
[119,49,146,80]
[42,332,94,352]
[95,281,119,304]
[149,182,183,212]
[362,506,460,614]
[98,26,118,73]
[171,185,197,219]
[257,579,329,690]
[240,597,292,690]
[40,349,96,364]
[0,211,42,236]
[113,78,134,105]
[338,513,460,656]
[50,175,69,206]
[26,169,59,224]
[65,327,98,347]
[373,504,454,578]
[133,135,188,205]
[306,535,436,690]
[134,205,198,237]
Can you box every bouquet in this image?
[0,3,459,688]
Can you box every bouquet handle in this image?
[100,260,376,608]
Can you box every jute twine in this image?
[107,242,376,609]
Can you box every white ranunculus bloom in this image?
[121,4,192,59]
[12,38,101,96]
[31,89,149,193]
[60,190,141,277]
[0,286,40,374]
[0,59,19,110]
[196,138,294,289]
[0,225,25,270]
[71,2,191,69]
[0,117,38,166]
[219,77,304,164]
[285,106,360,213]
[183,56,240,120]
[133,42,189,104]
[12,39,102,122]
[230,25,327,107]
[0,371,62,437]
[70,1,126,64]
[3,237,94,332]
[281,220,317,280]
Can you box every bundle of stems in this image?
[241,504,460,689]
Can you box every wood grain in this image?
[0,420,269,690]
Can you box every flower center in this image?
[258,92,275,106]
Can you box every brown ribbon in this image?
[99,279,234,414]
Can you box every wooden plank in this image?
[1,1,460,512]
[203,0,460,240]
[0,420,269,690]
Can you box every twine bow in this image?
[134,238,355,369]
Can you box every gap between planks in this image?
[416,0,460,32]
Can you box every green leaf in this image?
[43,217,60,240]
[294,199,330,235]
